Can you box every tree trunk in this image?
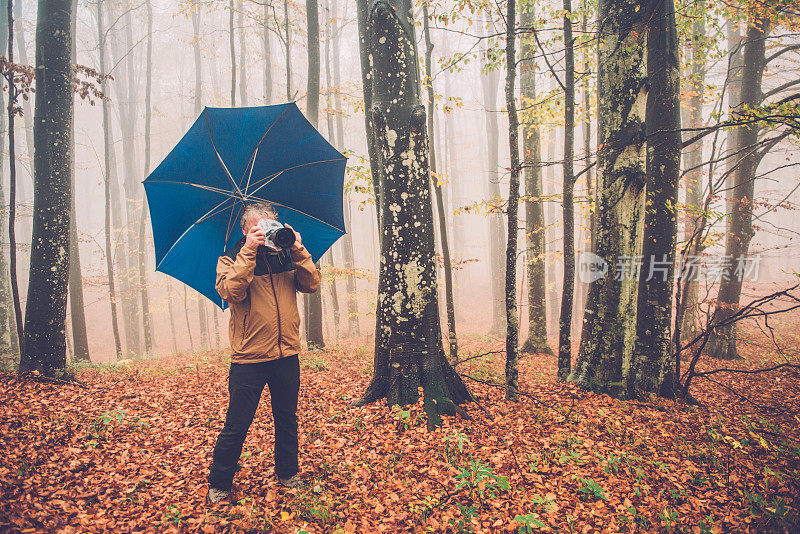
[544,135,558,333]
[193,8,202,112]
[581,0,594,251]
[706,15,769,361]
[724,17,743,234]
[557,0,576,381]
[479,25,507,338]
[569,0,646,397]
[11,0,31,244]
[352,0,472,427]
[284,0,291,100]
[238,1,248,106]
[324,251,341,342]
[422,4,457,360]
[137,0,155,357]
[67,0,89,362]
[481,35,507,336]
[19,0,74,375]
[331,0,360,337]
[197,298,209,350]
[166,279,178,354]
[355,0,383,232]
[503,0,522,401]
[304,0,325,350]
[679,0,705,343]
[0,0,17,367]
[183,285,194,351]
[108,13,143,359]
[230,0,236,106]
[519,3,551,357]
[97,0,123,361]
[263,0,272,103]
[5,0,23,362]
[631,0,681,396]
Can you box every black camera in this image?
[257,218,296,250]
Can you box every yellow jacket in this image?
[215,240,321,363]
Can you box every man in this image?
[207,202,321,504]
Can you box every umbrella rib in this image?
[244,145,259,195]
[245,157,348,198]
[225,200,248,247]
[205,111,246,201]
[154,196,237,271]
[145,180,244,201]
[264,200,345,233]
[238,105,292,192]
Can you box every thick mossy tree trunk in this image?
[630,0,681,397]
[504,0,520,401]
[519,0,552,357]
[19,0,74,375]
[706,15,769,361]
[569,0,646,397]
[352,0,473,427]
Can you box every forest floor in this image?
[2,317,800,533]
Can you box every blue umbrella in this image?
[143,103,347,310]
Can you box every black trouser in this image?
[208,354,300,491]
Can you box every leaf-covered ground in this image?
[1,330,799,533]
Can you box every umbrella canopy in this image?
[143,103,347,309]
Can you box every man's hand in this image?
[284,224,303,251]
[243,225,266,252]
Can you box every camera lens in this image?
[273,228,296,249]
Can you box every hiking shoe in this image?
[277,474,306,490]
[206,487,231,504]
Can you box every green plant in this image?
[352,415,365,432]
[578,478,606,501]
[164,505,184,526]
[449,503,478,533]
[513,514,549,533]
[455,460,510,500]
[409,495,438,524]
[658,507,678,529]
[743,488,789,522]
[443,430,471,463]
[597,451,621,474]
[391,405,422,430]
[697,514,716,534]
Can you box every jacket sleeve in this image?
[216,245,257,303]
[291,244,321,293]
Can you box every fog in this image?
[3,0,799,362]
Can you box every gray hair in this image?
[240,202,278,231]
